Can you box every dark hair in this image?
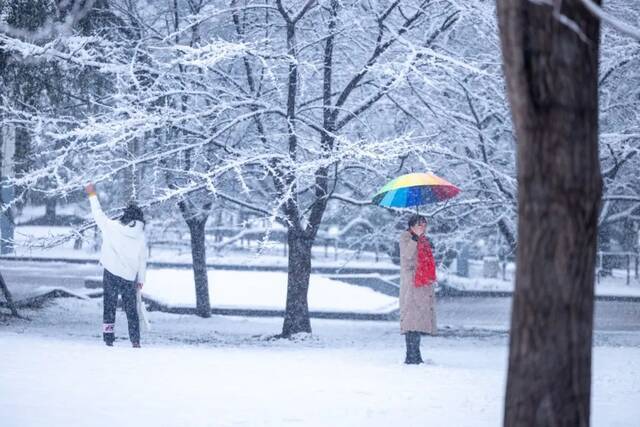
[120,203,145,227]
[407,214,427,229]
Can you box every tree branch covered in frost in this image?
[0,0,519,253]
[3,0,638,257]
[0,0,97,41]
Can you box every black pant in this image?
[103,269,140,345]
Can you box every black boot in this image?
[404,332,423,364]
[104,335,114,346]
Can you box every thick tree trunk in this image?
[497,1,602,426]
[281,230,313,337]
[0,270,19,317]
[187,218,211,318]
[44,197,56,222]
[498,218,516,254]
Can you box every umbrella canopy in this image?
[372,172,460,208]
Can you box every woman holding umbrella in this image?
[399,214,437,364]
[372,172,460,364]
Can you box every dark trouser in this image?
[103,269,140,345]
[404,331,423,364]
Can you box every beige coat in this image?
[399,230,437,335]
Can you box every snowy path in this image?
[1,299,640,426]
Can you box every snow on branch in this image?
[0,0,97,41]
[580,0,640,40]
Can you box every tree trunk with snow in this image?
[272,0,319,337]
[281,230,313,337]
[44,197,56,223]
[180,200,211,318]
[186,217,210,318]
[497,1,602,425]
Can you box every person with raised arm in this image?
[85,183,148,348]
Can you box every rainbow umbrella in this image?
[372,172,460,209]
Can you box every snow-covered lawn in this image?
[443,270,640,298]
[2,261,398,315]
[143,269,398,313]
[1,299,639,427]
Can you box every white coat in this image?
[89,195,148,284]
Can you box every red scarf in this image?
[413,234,436,287]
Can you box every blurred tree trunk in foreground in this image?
[497,0,603,425]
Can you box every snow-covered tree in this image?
[2,0,639,339]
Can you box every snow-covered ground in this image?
[143,269,397,313]
[1,298,639,427]
[443,270,640,298]
[1,260,398,314]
